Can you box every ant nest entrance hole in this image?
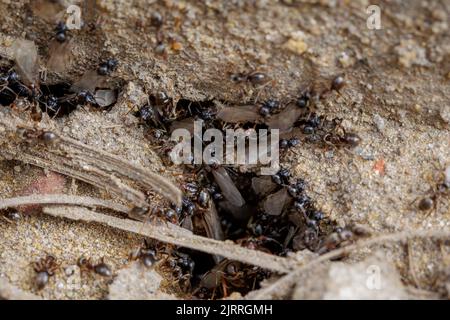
[38,82,76,117]
[156,167,337,299]
[129,95,341,299]
[0,65,120,118]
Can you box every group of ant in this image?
[120,70,374,298]
[0,18,119,118]
[30,241,200,295]
[4,9,447,300]
[32,254,112,290]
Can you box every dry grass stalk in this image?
[43,206,293,273]
[247,229,450,299]
[0,108,182,207]
[0,194,130,213]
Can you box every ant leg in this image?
[409,197,419,207]
[52,106,62,119]
[221,278,228,298]
[186,101,193,115]
[39,70,47,82]
[253,81,272,105]
[137,214,151,235]
[252,275,258,290]
[426,196,439,217]
[2,215,14,224]
[435,196,440,214]
[323,133,338,150]
[1,85,18,100]
[124,105,138,116]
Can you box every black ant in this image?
[319,75,347,98]
[77,90,97,105]
[1,210,21,223]
[317,225,370,255]
[137,103,165,128]
[271,168,291,186]
[230,71,269,85]
[197,260,244,298]
[0,70,19,85]
[97,58,119,76]
[296,89,312,109]
[164,251,195,292]
[54,21,69,43]
[287,178,307,197]
[129,205,179,225]
[205,183,224,201]
[331,75,346,92]
[414,166,450,215]
[77,257,113,277]
[129,240,159,268]
[33,254,60,290]
[150,12,164,28]
[17,127,58,144]
[154,91,171,107]
[182,181,211,209]
[258,99,281,117]
[0,70,23,102]
[238,235,283,254]
[323,130,361,148]
[53,89,98,112]
[299,112,323,135]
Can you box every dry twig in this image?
[42,206,293,273]
[247,230,450,299]
[0,108,182,207]
[0,194,130,213]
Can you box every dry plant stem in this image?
[59,135,182,206]
[0,279,42,300]
[0,109,182,206]
[248,230,450,299]
[0,194,130,213]
[407,240,421,288]
[43,206,293,273]
[16,151,148,206]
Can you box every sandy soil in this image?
[0,0,449,299]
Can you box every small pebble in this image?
[440,106,450,124]
[373,114,385,131]
[283,38,308,55]
[338,52,353,68]
[325,151,334,159]
[65,266,76,277]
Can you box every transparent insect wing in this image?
[203,201,225,241]
[217,105,263,123]
[170,117,196,134]
[251,176,277,196]
[263,188,289,216]
[266,104,303,132]
[182,216,194,232]
[71,70,105,93]
[47,39,74,73]
[200,269,222,289]
[212,167,245,207]
[12,39,39,86]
